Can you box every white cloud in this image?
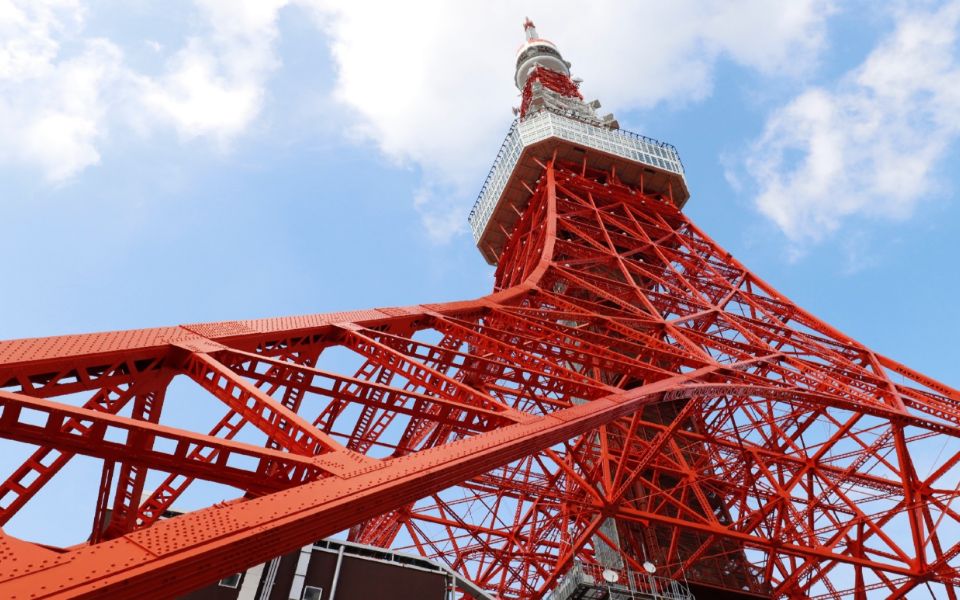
[743,1,960,242]
[0,0,79,81]
[413,183,467,243]
[140,38,265,141]
[302,0,834,241]
[140,0,288,142]
[0,0,122,182]
[1,0,837,229]
[0,0,291,182]
[18,40,124,181]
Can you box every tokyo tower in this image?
[2,18,960,600]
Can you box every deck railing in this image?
[548,561,695,600]
[468,110,684,242]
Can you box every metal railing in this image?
[548,561,695,600]
[468,110,685,242]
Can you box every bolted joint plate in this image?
[468,110,690,265]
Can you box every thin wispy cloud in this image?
[306,0,834,242]
[0,0,287,182]
[741,1,960,244]
[0,1,119,181]
[140,0,286,142]
[5,0,959,256]
[0,0,835,236]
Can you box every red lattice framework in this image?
[1,158,959,599]
[519,65,583,118]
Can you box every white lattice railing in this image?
[468,110,685,242]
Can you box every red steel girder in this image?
[0,160,958,600]
[0,390,325,493]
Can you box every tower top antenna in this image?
[523,17,537,40]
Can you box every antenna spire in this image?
[513,19,617,128]
[523,17,537,41]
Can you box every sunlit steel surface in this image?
[0,18,958,600]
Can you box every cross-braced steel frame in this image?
[1,158,958,599]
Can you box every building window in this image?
[218,573,241,589]
[302,586,323,600]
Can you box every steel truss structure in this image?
[2,18,960,600]
[1,158,959,599]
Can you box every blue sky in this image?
[1,0,959,546]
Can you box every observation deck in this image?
[469,109,689,265]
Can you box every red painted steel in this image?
[2,25,960,598]
[0,158,958,599]
[519,65,583,118]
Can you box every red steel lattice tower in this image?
[1,19,959,600]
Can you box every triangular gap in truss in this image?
[159,374,266,447]
[311,342,371,385]
[308,330,499,457]
[117,374,286,530]
[2,451,115,547]
[705,397,919,566]
[1,431,246,551]
[305,339,424,452]
[390,452,569,596]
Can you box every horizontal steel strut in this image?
[0,161,958,600]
